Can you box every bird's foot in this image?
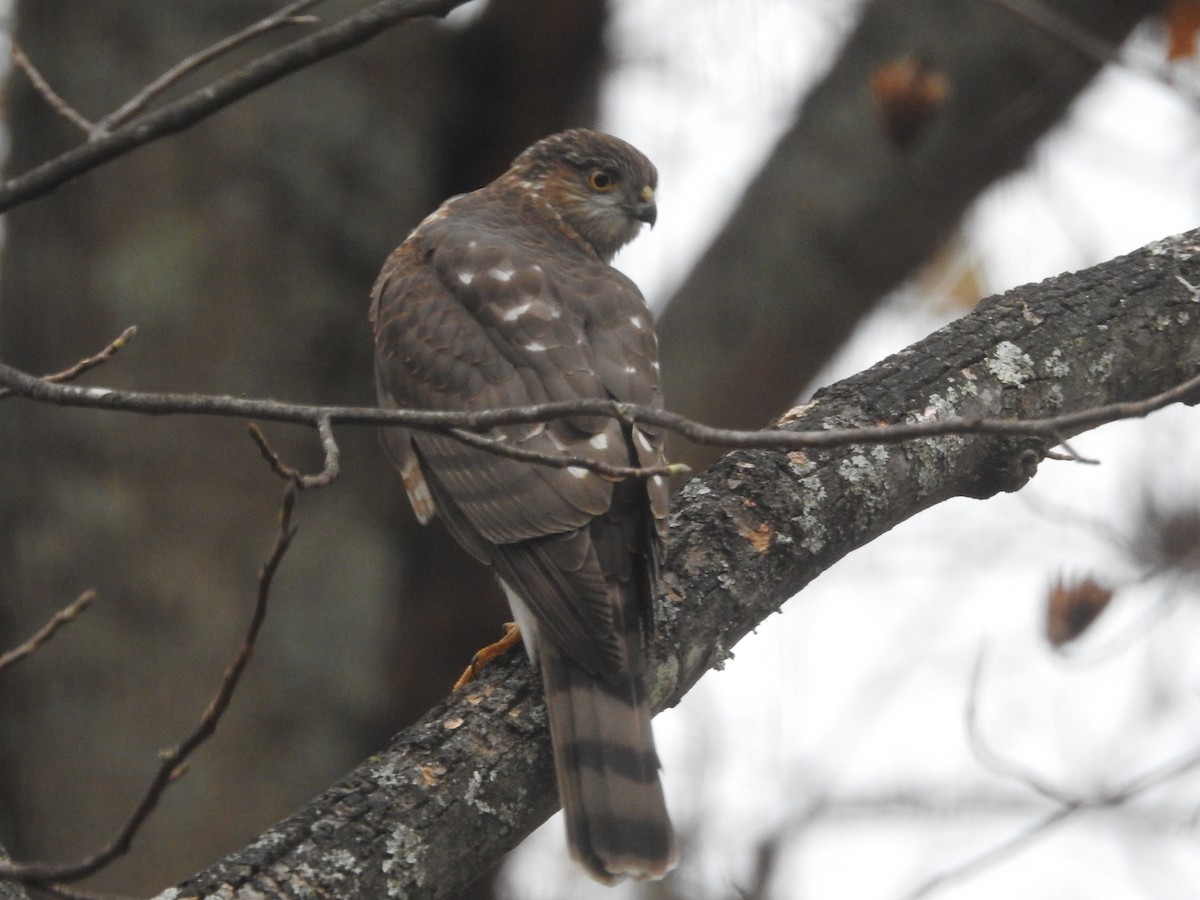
[453,621,522,690]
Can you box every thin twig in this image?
[900,804,1076,899]
[308,415,341,488]
[39,326,138,385]
[987,0,1200,107]
[9,41,94,133]
[1043,439,1097,465]
[0,359,1197,468]
[0,0,469,212]
[445,426,686,481]
[902,651,1200,899]
[0,326,137,400]
[965,649,1077,804]
[901,739,1200,900]
[248,415,341,489]
[93,0,325,136]
[15,3,325,140]
[0,591,96,674]
[988,0,1123,68]
[0,489,297,886]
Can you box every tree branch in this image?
[1,303,1198,481]
[248,418,341,490]
[904,737,1200,898]
[0,0,472,211]
[0,325,136,400]
[91,0,325,137]
[655,0,1164,470]
[0,490,297,887]
[0,590,96,675]
[9,41,94,133]
[154,230,1200,897]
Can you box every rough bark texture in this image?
[163,232,1200,898]
[656,0,1166,470]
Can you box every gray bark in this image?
[0,842,28,900]
[164,230,1200,898]
[656,0,1165,470]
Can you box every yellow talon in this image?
[453,621,522,690]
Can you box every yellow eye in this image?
[587,169,617,192]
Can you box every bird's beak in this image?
[634,185,657,228]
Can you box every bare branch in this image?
[444,426,686,480]
[904,649,1200,899]
[965,649,1077,804]
[41,326,139,384]
[0,326,137,400]
[988,0,1200,105]
[248,416,341,489]
[900,805,1075,900]
[0,490,297,886]
[93,0,325,136]
[0,0,471,212]
[9,41,94,133]
[0,590,96,675]
[1,231,1197,498]
[0,357,1196,471]
[987,0,1124,69]
[901,740,1200,899]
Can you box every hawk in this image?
[370,129,676,882]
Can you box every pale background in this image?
[505,3,1200,898]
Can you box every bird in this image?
[370,129,676,883]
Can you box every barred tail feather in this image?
[540,641,677,883]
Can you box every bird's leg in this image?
[453,621,522,690]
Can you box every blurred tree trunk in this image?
[656,0,1164,471]
[0,1,604,897]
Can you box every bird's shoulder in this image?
[374,185,651,349]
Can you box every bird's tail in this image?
[539,640,677,883]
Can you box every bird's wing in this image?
[371,206,662,674]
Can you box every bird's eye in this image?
[587,169,616,192]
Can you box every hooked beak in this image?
[633,185,657,227]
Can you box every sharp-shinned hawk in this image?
[370,129,676,882]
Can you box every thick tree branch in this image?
[657,0,1165,470]
[0,0,472,211]
[155,231,1199,898]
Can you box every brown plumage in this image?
[370,129,675,882]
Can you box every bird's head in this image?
[509,129,658,262]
